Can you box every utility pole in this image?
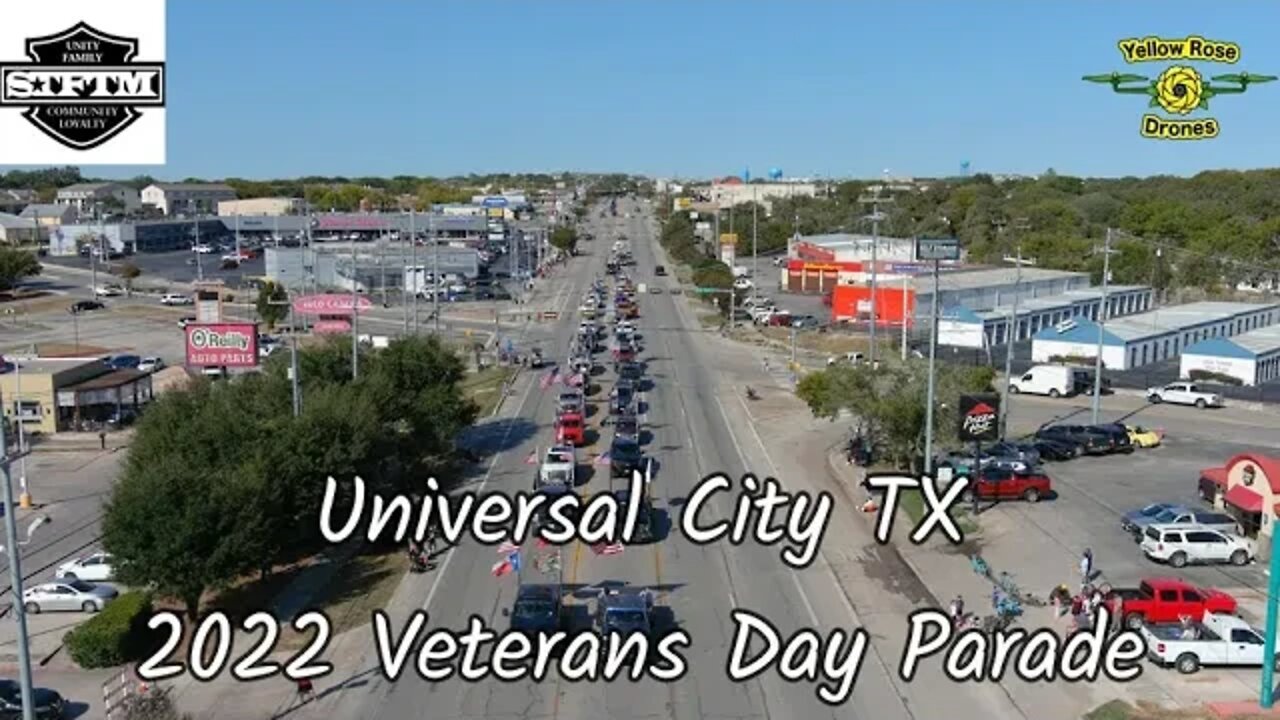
[379,226,387,308]
[1000,245,1026,440]
[234,213,241,257]
[0,386,36,720]
[751,184,759,284]
[13,359,29,508]
[401,217,409,334]
[410,209,418,334]
[923,257,941,475]
[432,212,441,333]
[194,220,204,282]
[1091,228,1115,425]
[901,275,909,361]
[857,185,893,366]
[350,235,359,380]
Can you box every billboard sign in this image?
[314,319,352,334]
[957,393,1001,442]
[482,196,509,208]
[719,233,739,246]
[487,207,505,218]
[888,263,926,274]
[185,323,259,368]
[293,293,373,316]
[915,238,961,261]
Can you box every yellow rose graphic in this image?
[1155,66,1203,114]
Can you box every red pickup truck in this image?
[961,468,1051,503]
[1108,577,1238,630]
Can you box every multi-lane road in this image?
[359,198,1015,720]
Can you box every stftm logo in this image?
[0,0,165,164]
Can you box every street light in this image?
[0,393,39,720]
[917,237,961,476]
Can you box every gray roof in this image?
[148,183,236,193]
[1213,325,1280,356]
[1103,300,1280,341]
[58,182,123,194]
[970,285,1150,322]
[0,189,36,202]
[915,267,1087,294]
[802,233,915,247]
[18,203,71,218]
[0,212,32,229]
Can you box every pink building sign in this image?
[185,323,259,367]
[292,294,373,316]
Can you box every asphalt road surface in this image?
[357,198,1004,720]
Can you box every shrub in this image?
[1188,369,1243,386]
[64,591,156,668]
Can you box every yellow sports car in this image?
[1125,424,1163,448]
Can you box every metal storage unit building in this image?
[938,285,1152,349]
[1031,301,1280,371]
[1180,325,1280,386]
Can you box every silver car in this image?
[23,580,118,613]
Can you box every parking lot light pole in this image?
[1000,246,1026,440]
[0,393,36,720]
[13,360,30,508]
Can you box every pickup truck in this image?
[1146,381,1224,409]
[1107,577,1238,630]
[1141,612,1277,674]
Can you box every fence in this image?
[103,664,156,720]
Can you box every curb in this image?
[822,447,944,608]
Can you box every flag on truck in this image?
[593,451,611,466]
[592,542,624,556]
[491,558,513,577]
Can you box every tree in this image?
[549,226,578,255]
[255,281,289,330]
[102,380,270,620]
[0,247,40,292]
[796,361,995,470]
[118,262,141,296]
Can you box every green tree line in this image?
[101,334,478,620]
[669,167,1280,293]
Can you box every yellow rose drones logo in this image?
[1083,35,1275,140]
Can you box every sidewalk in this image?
[157,344,540,720]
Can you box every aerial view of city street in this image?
[2,3,1280,720]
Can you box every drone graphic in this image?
[1084,68,1277,113]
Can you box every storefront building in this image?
[1199,454,1280,539]
[0,358,154,434]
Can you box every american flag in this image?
[536,537,550,549]
[593,541,624,556]
[593,451,611,466]
[491,558,513,577]
[539,371,555,390]
[523,450,539,465]
[497,540,520,555]
[566,372,585,387]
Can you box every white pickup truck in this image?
[536,446,577,491]
[1145,381,1223,409]
[1141,612,1277,673]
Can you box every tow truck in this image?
[536,445,577,491]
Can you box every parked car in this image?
[160,293,192,306]
[1141,612,1275,674]
[767,312,793,327]
[0,679,65,719]
[1141,524,1254,567]
[23,580,118,613]
[1123,505,1240,541]
[1085,423,1135,454]
[56,552,115,581]
[1031,437,1081,461]
[1106,577,1237,630]
[1099,422,1163,448]
[192,244,214,254]
[1120,503,1179,536]
[1034,424,1114,455]
[654,265,666,276]
[69,300,104,313]
[103,354,141,370]
[177,316,197,328]
[982,441,1042,467]
[1008,365,1076,398]
[93,284,123,298]
[791,314,821,329]
[1146,382,1224,409]
[959,467,1052,503]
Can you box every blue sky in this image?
[6,1,1280,180]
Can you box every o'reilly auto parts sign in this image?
[185,323,258,367]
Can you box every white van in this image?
[1008,365,1075,398]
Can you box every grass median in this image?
[462,365,518,416]
[896,486,979,536]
